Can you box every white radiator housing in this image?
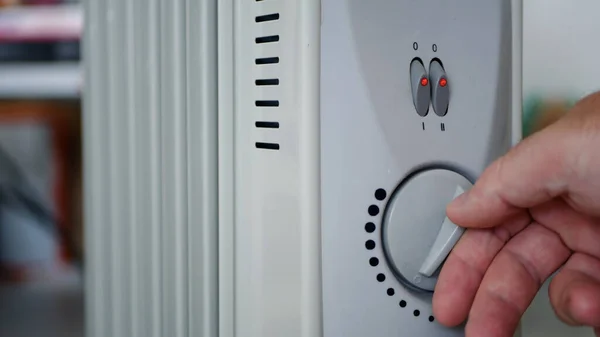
[84,0,219,336]
[84,1,521,337]
[84,0,321,336]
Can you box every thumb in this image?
[447,119,578,229]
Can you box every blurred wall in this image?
[524,0,600,98]
[522,1,598,336]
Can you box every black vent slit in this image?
[255,142,280,150]
[255,79,279,86]
[255,57,279,65]
[255,121,279,129]
[255,35,279,44]
[255,13,280,23]
[255,100,279,107]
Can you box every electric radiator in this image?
[84,1,523,337]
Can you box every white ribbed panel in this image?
[159,0,188,335]
[217,0,236,336]
[186,0,220,336]
[83,1,218,337]
[218,0,323,336]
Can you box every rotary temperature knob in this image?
[381,168,472,292]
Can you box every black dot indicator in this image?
[375,189,387,201]
[368,205,380,216]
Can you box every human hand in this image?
[432,92,600,337]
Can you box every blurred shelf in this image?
[0,62,81,99]
[0,3,81,42]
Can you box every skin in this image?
[432,91,600,337]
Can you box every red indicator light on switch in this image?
[439,78,447,87]
[420,78,429,86]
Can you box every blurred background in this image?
[0,0,82,337]
[0,0,597,336]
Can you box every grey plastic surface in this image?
[429,60,450,116]
[321,0,520,337]
[382,169,472,292]
[419,185,467,277]
[410,59,431,116]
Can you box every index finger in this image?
[447,123,575,229]
[464,223,570,337]
[432,211,531,326]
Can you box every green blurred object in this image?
[522,94,542,138]
[522,94,577,138]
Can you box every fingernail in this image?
[450,191,469,208]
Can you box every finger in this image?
[433,212,530,326]
[530,198,600,258]
[549,253,600,327]
[447,121,579,229]
[449,91,600,228]
[465,223,571,337]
